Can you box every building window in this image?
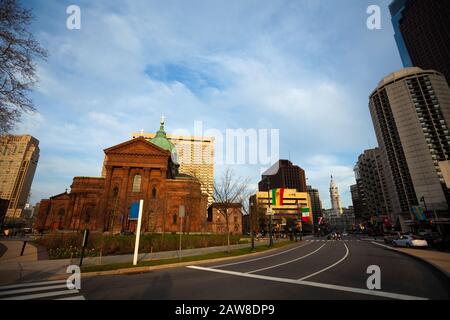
[58,208,65,230]
[132,174,141,192]
[152,187,157,198]
[173,214,177,225]
[112,186,119,198]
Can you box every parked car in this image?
[423,233,450,251]
[327,232,336,240]
[384,232,401,244]
[392,235,428,248]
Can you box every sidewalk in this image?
[0,240,40,263]
[0,237,294,285]
[394,247,450,278]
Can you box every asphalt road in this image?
[77,236,450,300]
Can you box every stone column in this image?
[117,166,131,232]
[96,165,113,231]
[140,168,151,231]
[77,195,86,231]
[67,193,77,229]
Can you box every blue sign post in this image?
[129,202,140,220]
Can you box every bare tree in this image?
[0,0,47,134]
[213,168,249,252]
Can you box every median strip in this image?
[80,241,296,275]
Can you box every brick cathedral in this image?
[35,119,220,234]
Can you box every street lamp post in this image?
[421,196,442,235]
[250,200,255,251]
[420,196,429,217]
[267,180,273,247]
[421,196,441,235]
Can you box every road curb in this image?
[48,240,308,280]
[371,241,450,279]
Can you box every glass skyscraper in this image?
[389,0,412,68]
[389,0,450,82]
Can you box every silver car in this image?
[392,235,428,248]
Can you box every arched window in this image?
[58,208,65,230]
[132,174,141,192]
[112,186,119,198]
[172,214,177,225]
[152,187,157,198]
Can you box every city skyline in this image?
[14,0,401,208]
[1,0,449,305]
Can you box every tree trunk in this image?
[225,208,230,252]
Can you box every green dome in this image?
[150,117,179,164]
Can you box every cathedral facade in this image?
[35,121,215,234]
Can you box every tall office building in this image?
[353,148,392,220]
[307,185,323,221]
[389,0,450,82]
[258,160,307,192]
[329,175,343,215]
[0,135,40,219]
[369,67,450,225]
[350,184,365,220]
[128,131,214,205]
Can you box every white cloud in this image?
[304,154,356,209]
[21,0,398,207]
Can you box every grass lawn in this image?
[81,240,294,273]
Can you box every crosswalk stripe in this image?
[0,284,68,297]
[0,280,66,291]
[0,289,79,300]
[56,295,86,300]
[295,239,365,242]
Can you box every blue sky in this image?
[17,0,402,208]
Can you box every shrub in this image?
[34,232,242,259]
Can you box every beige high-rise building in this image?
[107,131,215,205]
[0,135,40,219]
[369,67,450,226]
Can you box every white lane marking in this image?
[56,295,86,300]
[211,241,313,268]
[0,284,68,296]
[298,242,349,281]
[0,280,67,291]
[0,289,79,300]
[247,243,327,274]
[187,266,428,300]
[371,241,394,250]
